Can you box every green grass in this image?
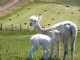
[0,3,80,30]
[0,32,80,60]
[56,0,80,6]
[0,2,80,60]
[0,29,37,35]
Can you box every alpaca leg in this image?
[57,41,60,59]
[44,48,49,60]
[71,37,76,60]
[28,46,38,60]
[62,24,71,60]
[70,24,77,60]
[63,40,68,60]
[49,43,54,59]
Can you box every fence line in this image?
[0,23,35,33]
[0,24,80,33]
[11,24,13,31]
[20,24,22,31]
[0,23,2,33]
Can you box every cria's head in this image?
[30,15,42,26]
[50,30,60,37]
[54,30,60,35]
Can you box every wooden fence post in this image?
[20,24,22,31]
[1,23,2,33]
[11,24,13,31]
[34,27,35,31]
[28,26,29,31]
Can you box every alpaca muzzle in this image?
[30,23,32,26]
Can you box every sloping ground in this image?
[0,0,80,16]
[0,0,11,5]
[0,0,18,11]
[0,3,80,30]
[0,0,30,16]
[56,0,80,6]
[0,0,19,16]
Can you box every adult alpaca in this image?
[28,30,60,60]
[29,15,77,60]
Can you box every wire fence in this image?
[0,23,36,34]
[0,23,80,34]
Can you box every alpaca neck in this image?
[34,24,43,33]
[34,23,53,37]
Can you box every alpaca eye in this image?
[34,21,36,22]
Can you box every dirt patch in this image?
[0,0,18,10]
[0,0,19,16]
[0,10,8,16]
[0,0,30,16]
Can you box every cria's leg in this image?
[42,47,49,60]
[57,41,60,59]
[63,39,68,60]
[28,46,38,60]
[71,37,76,60]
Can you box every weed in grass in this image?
[24,23,27,25]
[9,18,12,21]
[66,5,69,7]
[39,13,42,15]
[44,10,47,12]
[14,27,17,28]
[42,25,45,28]
[17,13,19,16]
[42,26,45,28]
[52,18,54,20]
[58,12,60,14]
[71,12,74,14]
[28,7,30,9]
[78,30,80,31]
[48,23,50,26]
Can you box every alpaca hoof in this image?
[40,57,44,60]
[40,57,47,60]
[48,57,52,60]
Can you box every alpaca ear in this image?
[37,16,42,20]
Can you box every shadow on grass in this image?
[25,58,30,60]
[25,57,60,60]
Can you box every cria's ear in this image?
[49,31,54,33]
[37,15,42,20]
[49,30,60,35]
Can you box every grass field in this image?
[0,3,80,30]
[0,32,80,60]
[0,2,80,60]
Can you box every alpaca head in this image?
[30,15,42,27]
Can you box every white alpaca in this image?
[28,30,60,60]
[29,15,78,60]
